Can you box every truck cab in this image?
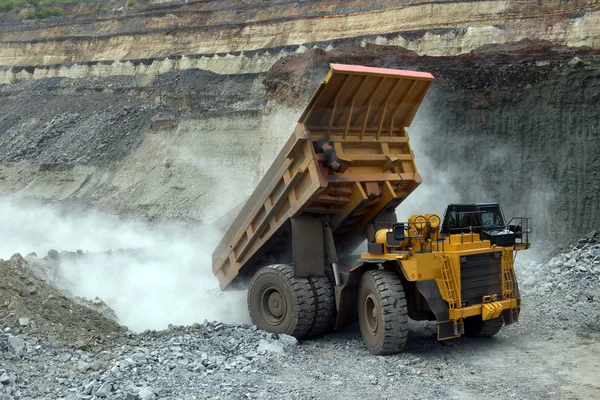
[441,203,528,248]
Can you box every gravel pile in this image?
[0,321,298,400]
[18,249,135,324]
[0,253,127,350]
[1,242,599,399]
[518,240,600,296]
[516,241,600,331]
[520,246,600,296]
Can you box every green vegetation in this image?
[0,0,29,13]
[0,0,93,19]
[29,5,64,18]
[127,0,134,7]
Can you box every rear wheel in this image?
[358,269,408,355]
[247,264,315,339]
[306,276,336,338]
[464,316,503,338]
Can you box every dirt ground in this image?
[284,319,600,400]
[1,220,598,399]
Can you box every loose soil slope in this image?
[0,254,127,349]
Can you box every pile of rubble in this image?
[516,239,600,330]
[0,253,127,350]
[0,320,298,400]
[20,250,119,323]
[1,238,599,399]
[518,241,600,296]
[0,250,300,399]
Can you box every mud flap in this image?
[438,320,464,340]
[416,280,449,322]
[291,217,325,278]
[501,308,519,325]
[415,280,464,340]
[334,262,378,330]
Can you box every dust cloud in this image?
[397,102,555,261]
[0,196,250,332]
[394,106,462,220]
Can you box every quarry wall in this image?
[0,0,599,244]
[0,0,599,81]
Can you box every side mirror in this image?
[393,223,405,241]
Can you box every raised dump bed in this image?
[212,64,529,355]
[212,63,434,290]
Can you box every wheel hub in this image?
[260,285,287,325]
[365,292,378,335]
[268,291,284,317]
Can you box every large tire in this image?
[247,264,315,339]
[306,276,336,338]
[358,269,408,355]
[464,316,503,338]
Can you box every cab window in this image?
[479,206,505,229]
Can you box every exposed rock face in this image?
[0,2,599,241]
[267,45,600,242]
[1,42,598,242]
[0,0,599,79]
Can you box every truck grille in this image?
[460,252,502,306]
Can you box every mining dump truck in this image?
[212,64,531,355]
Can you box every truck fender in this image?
[394,260,449,322]
[334,262,380,330]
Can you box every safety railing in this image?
[506,217,532,248]
[371,211,532,253]
[444,210,486,244]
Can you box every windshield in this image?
[478,205,505,229]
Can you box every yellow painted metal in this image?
[372,214,444,254]
[360,221,525,332]
[374,229,388,245]
[426,213,441,229]
[399,254,441,281]
[436,253,459,310]
[501,247,517,299]
[481,302,504,320]
[409,214,428,232]
[448,299,518,320]
[361,253,399,261]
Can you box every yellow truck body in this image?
[211,63,530,354]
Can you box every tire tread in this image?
[247,264,315,339]
[359,269,409,355]
[306,276,336,338]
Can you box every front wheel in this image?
[247,264,315,339]
[358,269,408,355]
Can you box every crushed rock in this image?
[0,254,127,350]
[0,321,297,399]
[22,250,119,323]
[516,242,600,331]
[0,241,599,399]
